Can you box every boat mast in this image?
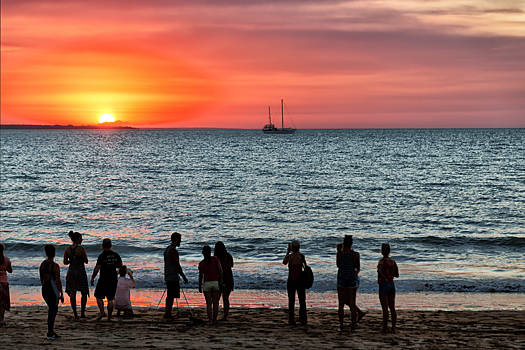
[268,106,271,125]
[281,99,284,130]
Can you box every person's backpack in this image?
[301,254,314,289]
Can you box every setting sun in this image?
[99,114,115,124]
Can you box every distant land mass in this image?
[0,124,136,130]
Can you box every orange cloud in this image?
[1,0,524,128]
[2,37,220,125]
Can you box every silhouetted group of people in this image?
[163,232,234,326]
[335,235,399,333]
[0,232,399,340]
[283,235,398,333]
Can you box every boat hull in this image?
[263,128,296,134]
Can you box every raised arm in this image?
[283,244,292,265]
[128,269,136,288]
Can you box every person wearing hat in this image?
[91,238,122,321]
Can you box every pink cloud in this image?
[1,0,524,128]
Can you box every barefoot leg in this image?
[379,293,389,333]
[388,293,396,333]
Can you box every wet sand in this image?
[1,306,524,349]
[9,286,525,311]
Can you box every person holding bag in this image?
[40,244,64,340]
[283,240,307,325]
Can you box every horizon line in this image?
[1,124,524,131]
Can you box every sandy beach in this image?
[1,306,524,349]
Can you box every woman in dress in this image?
[0,243,13,325]
[377,243,399,334]
[198,245,223,325]
[63,231,89,319]
[336,235,360,332]
[40,244,64,340]
[283,240,307,325]
[214,241,234,321]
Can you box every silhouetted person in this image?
[283,240,307,325]
[198,245,223,325]
[63,231,89,319]
[0,243,13,325]
[214,241,234,321]
[337,242,366,323]
[40,244,64,339]
[91,238,122,321]
[163,232,188,320]
[337,235,360,332]
[378,243,399,334]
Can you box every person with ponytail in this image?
[63,231,89,319]
[214,241,234,321]
[0,243,13,325]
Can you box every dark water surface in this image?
[1,129,524,293]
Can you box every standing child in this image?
[40,244,64,340]
[115,266,135,316]
[377,243,399,334]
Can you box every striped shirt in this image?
[338,250,357,281]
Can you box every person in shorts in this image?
[336,235,360,332]
[337,242,367,324]
[198,245,223,325]
[164,232,188,320]
[91,238,122,321]
[377,243,399,334]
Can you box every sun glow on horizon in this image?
[99,114,115,124]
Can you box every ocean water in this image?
[1,129,524,295]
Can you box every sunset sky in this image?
[1,0,524,128]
